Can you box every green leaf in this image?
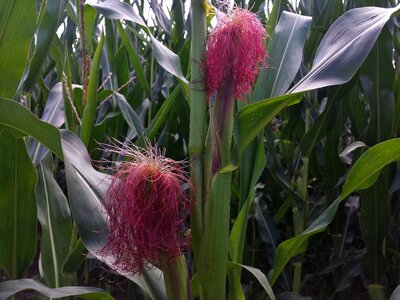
[229,262,276,300]
[116,21,150,96]
[80,33,104,147]
[269,198,340,284]
[29,83,65,165]
[145,85,181,140]
[235,93,302,154]
[340,138,400,200]
[253,11,311,100]
[0,0,37,98]
[0,98,63,159]
[265,0,281,38]
[36,154,73,287]
[91,0,188,85]
[0,131,37,279]
[84,4,97,55]
[0,278,114,300]
[290,5,400,93]
[115,93,144,138]
[23,0,68,92]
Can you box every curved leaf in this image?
[269,198,340,284]
[29,83,65,165]
[229,262,276,300]
[0,98,63,159]
[290,5,400,93]
[116,93,144,139]
[0,278,114,300]
[235,93,302,154]
[91,0,188,84]
[341,138,400,200]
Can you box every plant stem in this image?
[189,0,207,265]
[199,76,235,300]
[163,255,193,300]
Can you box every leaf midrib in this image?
[40,163,60,287]
[290,9,393,93]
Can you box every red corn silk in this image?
[205,8,267,100]
[99,145,192,275]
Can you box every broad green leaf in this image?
[290,5,400,93]
[0,131,37,279]
[23,0,68,92]
[91,0,188,85]
[235,93,302,154]
[253,11,311,100]
[29,83,65,166]
[0,0,37,98]
[269,198,340,284]
[341,138,400,200]
[61,130,167,300]
[0,98,63,159]
[0,278,114,300]
[36,155,73,287]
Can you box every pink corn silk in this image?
[99,146,192,274]
[205,8,267,99]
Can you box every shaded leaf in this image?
[36,154,73,287]
[29,83,65,166]
[229,262,276,300]
[0,278,114,300]
[0,131,37,279]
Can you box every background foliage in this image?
[2,0,400,299]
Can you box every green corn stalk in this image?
[189,0,207,266]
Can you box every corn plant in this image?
[2,0,400,299]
